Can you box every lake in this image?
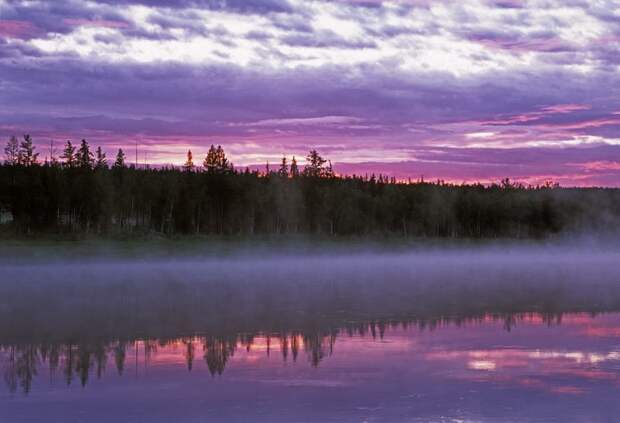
[2,247,620,422]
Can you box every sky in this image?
[1,0,620,186]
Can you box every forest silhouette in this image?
[3,135,620,238]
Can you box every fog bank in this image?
[1,244,620,344]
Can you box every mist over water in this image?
[3,243,620,422]
[3,243,620,342]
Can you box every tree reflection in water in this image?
[2,251,620,394]
[0,312,590,394]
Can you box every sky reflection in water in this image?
[3,313,620,422]
[2,250,620,422]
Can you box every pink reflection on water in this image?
[94,313,620,395]
[4,312,620,422]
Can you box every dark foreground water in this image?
[2,249,620,422]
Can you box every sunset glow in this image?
[2,0,619,185]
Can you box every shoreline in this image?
[0,233,617,263]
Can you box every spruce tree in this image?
[303,150,327,177]
[215,145,231,172]
[203,145,217,173]
[113,149,126,168]
[18,134,39,166]
[278,156,288,177]
[4,136,19,165]
[290,156,299,177]
[183,150,194,172]
[61,141,76,168]
[326,160,334,178]
[77,139,94,169]
[95,147,107,169]
[203,145,231,173]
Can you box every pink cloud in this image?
[333,161,620,187]
[477,104,591,126]
[536,117,620,130]
[0,20,39,39]
[541,104,591,114]
[579,161,620,171]
[583,327,620,337]
[593,35,620,45]
[549,386,587,395]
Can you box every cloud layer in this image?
[1,0,620,185]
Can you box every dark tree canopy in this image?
[4,136,19,166]
[304,150,331,178]
[184,150,194,172]
[279,156,288,177]
[1,135,620,238]
[113,149,126,169]
[290,156,299,178]
[95,147,107,170]
[61,141,76,168]
[17,135,38,167]
[203,145,232,174]
[77,139,94,169]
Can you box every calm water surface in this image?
[2,250,620,422]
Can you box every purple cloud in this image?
[1,0,619,185]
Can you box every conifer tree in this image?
[303,150,327,177]
[216,145,230,171]
[278,156,288,177]
[4,136,19,165]
[48,140,58,166]
[61,141,76,168]
[203,144,231,173]
[95,147,107,169]
[18,134,39,166]
[77,139,94,169]
[326,160,334,178]
[290,156,299,177]
[113,149,126,168]
[183,150,194,172]
[204,145,217,172]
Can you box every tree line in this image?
[2,134,620,238]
